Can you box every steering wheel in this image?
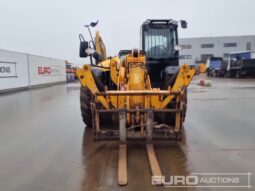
[162,39,175,56]
[156,45,167,51]
[149,45,167,55]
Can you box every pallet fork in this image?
[90,90,186,186]
[118,109,164,186]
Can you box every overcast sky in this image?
[0,0,254,65]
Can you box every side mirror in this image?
[79,41,89,57]
[180,20,187,29]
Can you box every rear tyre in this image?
[80,86,92,127]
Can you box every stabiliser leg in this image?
[118,110,127,186]
[145,110,162,185]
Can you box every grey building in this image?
[179,35,255,65]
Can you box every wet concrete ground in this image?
[0,77,255,191]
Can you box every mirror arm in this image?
[86,26,96,49]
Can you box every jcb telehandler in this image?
[76,19,196,185]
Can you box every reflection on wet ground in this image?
[0,79,255,191]
[82,128,195,191]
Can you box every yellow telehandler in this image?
[76,20,196,185]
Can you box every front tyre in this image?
[80,86,92,127]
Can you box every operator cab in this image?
[142,19,178,60]
[140,19,187,88]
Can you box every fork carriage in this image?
[91,89,186,142]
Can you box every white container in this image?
[28,55,66,86]
[0,49,29,91]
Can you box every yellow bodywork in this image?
[95,31,107,61]
[197,63,206,73]
[77,22,196,186]
[76,31,196,131]
[76,51,196,112]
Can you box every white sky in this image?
[0,0,254,65]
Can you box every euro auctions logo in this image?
[38,66,51,75]
[152,172,253,188]
[152,175,198,186]
[37,66,62,76]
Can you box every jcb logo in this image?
[38,67,51,75]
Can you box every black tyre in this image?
[157,73,188,125]
[157,89,187,126]
[182,89,188,122]
[80,86,92,127]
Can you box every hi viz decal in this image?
[38,66,63,76]
[0,61,17,78]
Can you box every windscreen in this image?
[144,27,176,58]
[210,60,222,69]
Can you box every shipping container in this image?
[28,55,66,86]
[0,49,29,91]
